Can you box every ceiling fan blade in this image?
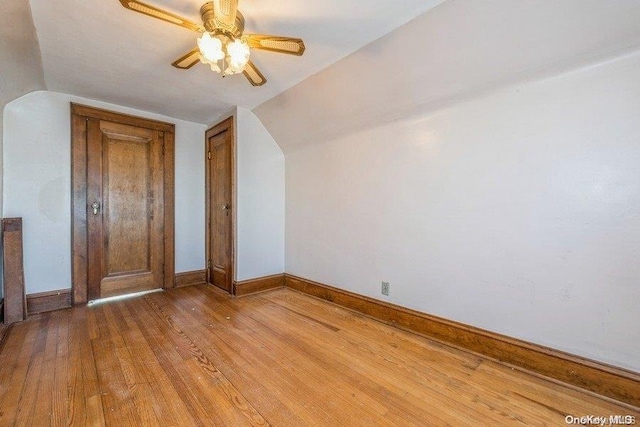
[243,60,267,86]
[119,0,204,32]
[243,35,306,56]
[213,0,238,29]
[171,48,201,69]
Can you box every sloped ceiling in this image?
[28,0,446,124]
[0,0,45,109]
[255,0,640,153]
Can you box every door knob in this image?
[91,201,101,215]
[222,204,230,210]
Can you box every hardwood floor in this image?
[0,285,637,426]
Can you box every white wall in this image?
[0,0,47,299]
[282,51,640,372]
[175,117,206,274]
[236,107,285,281]
[3,91,206,294]
[253,0,640,373]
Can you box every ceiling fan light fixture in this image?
[197,32,225,62]
[197,32,250,76]
[120,0,306,86]
[226,39,250,72]
[202,59,222,73]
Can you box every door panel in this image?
[207,126,233,293]
[87,120,164,299]
[104,135,150,275]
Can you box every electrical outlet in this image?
[381,281,390,296]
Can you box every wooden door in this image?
[72,104,175,304]
[206,118,234,293]
[87,120,164,299]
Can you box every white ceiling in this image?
[28,0,446,124]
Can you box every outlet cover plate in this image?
[381,281,390,296]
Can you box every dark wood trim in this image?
[26,289,72,315]
[71,113,88,304]
[85,118,102,301]
[71,104,176,304]
[70,104,174,133]
[234,274,285,297]
[175,270,207,288]
[285,274,640,408]
[205,116,236,294]
[2,218,27,324]
[163,129,176,289]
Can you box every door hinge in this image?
[162,143,165,156]
[207,151,211,160]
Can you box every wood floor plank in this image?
[51,310,71,427]
[144,295,269,427]
[150,295,314,426]
[30,311,66,427]
[72,306,106,426]
[0,324,27,409]
[152,286,351,426]
[102,304,162,426]
[158,288,510,425]
[127,308,211,427]
[210,288,473,425]
[13,314,51,427]
[0,323,11,353]
[238,292,496,426]
[125,294,263,426]
[116,300,198,426]
[260,290,547,424]
[0,285,637,427]
[265,288,637,421]
[91,305,144,427]
[67,309,89,426]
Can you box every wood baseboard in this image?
[26,289,72,315]
[234,274,285,297]
[175,270,206,288]
[284,274,640,408]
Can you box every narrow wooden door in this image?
[86,119,165,299]
[206,120,234,293]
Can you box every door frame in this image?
[70,103,176,305]
[205,116,236,294]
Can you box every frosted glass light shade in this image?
[226,39,250,73]
[197,32,225,62]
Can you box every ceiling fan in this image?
[118,0,306,86]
